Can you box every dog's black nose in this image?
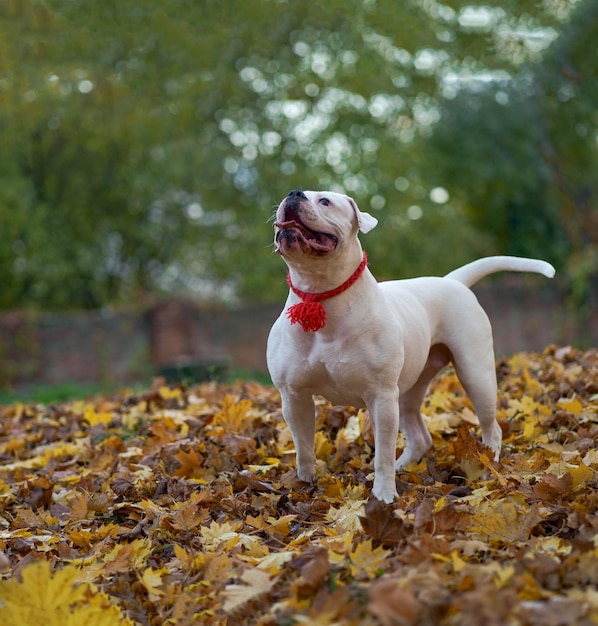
[287,189,307,199]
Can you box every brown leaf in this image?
[173,445,205,478]
[368,578,419,626]
[291,546,330,600]
[360,497,410,547]
[532,472,573,502]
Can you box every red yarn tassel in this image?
[286,301,327,332]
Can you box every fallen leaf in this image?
[0,560,133,626]
[222,568,276,614]
[360,497,410,547]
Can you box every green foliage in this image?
[428,0,598,301]
[0,0,591,309]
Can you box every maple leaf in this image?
[222,568,276,614]
[83,406,113,427]
[1,348,597,625]
[290,546,330,600]
[200,520,241,551]
[140,567,168,601]
[466,496,542,545]
[326,499,366,533]
[0,560,133,626]
[103,538,152,573]
[368,578,419,626]
[360,497,410,547]
[158,386,183,401]
[265,514,297,538]
[532,472,573,502]
[173,445,205,479]
[208,394,254,436]
[170,499,209,531]
[349,538,391,579]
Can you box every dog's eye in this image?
[319,198,330,206]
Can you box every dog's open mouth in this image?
[274,219,338,254]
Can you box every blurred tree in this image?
[428,0,597,308]
[0,0,583,309]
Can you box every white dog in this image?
[266,190,555,503]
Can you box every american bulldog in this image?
[266,189,555,503]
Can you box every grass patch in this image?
[0,368,272,406]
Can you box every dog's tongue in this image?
[275,220,337,253]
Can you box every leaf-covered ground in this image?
[1,346,598,625]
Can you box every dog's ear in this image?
[348,197,378,234]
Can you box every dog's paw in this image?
[281,468,314,489]
[295,467,317,484]
[395,452,419,471]
[395,444,430,471]
[372,481,398,503]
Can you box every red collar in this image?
[286,252,368,332]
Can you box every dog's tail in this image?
[445,255,556,287]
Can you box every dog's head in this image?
[273,190,378,257]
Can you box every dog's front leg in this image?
[368,391,400,503]
[280,389,317,483]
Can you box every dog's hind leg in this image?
[451,342,501,461]
[395,345,450,471]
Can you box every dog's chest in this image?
[282,334,375,406]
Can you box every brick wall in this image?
[0,275,595,390]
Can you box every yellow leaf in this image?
[314,431,334,460]
[83,406,113,426]
[0,560,132,626]
[450,550,467,573]
[266,514,297,538]
[584,448,598,466]
[466,497,540,545]
[432,496,447,514]
[527,537,572,557]
[567,462,595,491]
[237,533,269,558]
[556,396,583,417]
[349,538,390,579]
[255,551,295,574]
[0,440,86,471]
[200,520,241,551]
[140,567,168,599]
[159,386,183,400]
[103,538,152,572]
[247,457,281,473]
[493,563,516,589]
[477,453,508,486]
[222,568,275,614]
[457,486,493,506]
[208,395,253,435]
[325,500,365,533]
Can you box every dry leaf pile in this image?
[1,346,598,625]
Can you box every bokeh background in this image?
[0,0,596,395]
